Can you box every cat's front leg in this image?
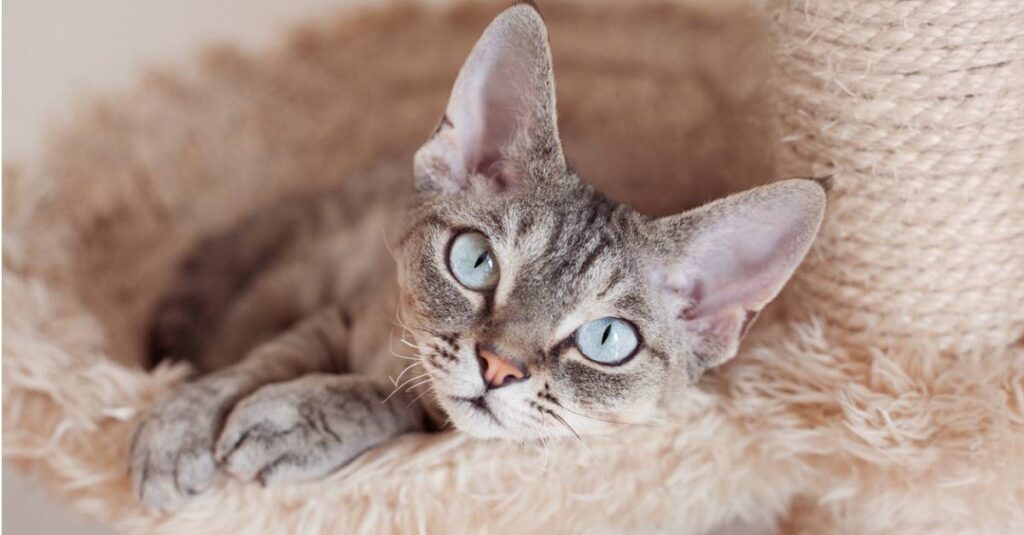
[214,373,425,486]
[130,307,352,512]
[128,374,248,512]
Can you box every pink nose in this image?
[477,348,528,389]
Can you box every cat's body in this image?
[134,163,440,512]
[131,4,826,513]
[148,160,410,375]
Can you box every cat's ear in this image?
[647,179,827,369]
[413,4,565,194]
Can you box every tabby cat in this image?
[130,3,826,512]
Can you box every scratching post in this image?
[770,0,1024,353]
[768,1,1024,530]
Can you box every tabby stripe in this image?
[583,202,602,230]
[615,294,651,321]
[597,268,626,299]
[576,237,609,279]
[648,348,671,369]
[544,211,567,255]
[515,212,536,245]
[486,210,507,237]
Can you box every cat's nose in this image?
[477,347,528,389]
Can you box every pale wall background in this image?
[3,0,383,163]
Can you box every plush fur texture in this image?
[4,1,1023,533]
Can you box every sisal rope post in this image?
[769,0,1024,353]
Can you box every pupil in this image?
[473,251,489,268]
[601,324,612,344]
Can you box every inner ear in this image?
[649,179,827,369]
[413,4,565,194]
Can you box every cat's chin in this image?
[437,395,522,440]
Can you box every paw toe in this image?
[129,409,222,511]
[256,453,304,487]
[175,450,217,496]
[133,453,188,514]
[140,476,187,513]
[218,424,294,482]
[220,439,266,481]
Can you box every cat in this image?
[130,3,826,513]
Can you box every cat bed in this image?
[4,0,1022,533]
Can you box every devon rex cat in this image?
[130,3,826,512]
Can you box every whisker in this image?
[403,377,433,395]
[406,384,434,408]
[548,401,660,428]
[381,229,400,265]
[535,430,551,473]
[389,361,424,387]
[375,306,408,330]
[374,303,439,341]
[387,327,422,362]
[382,373,430,402]
[396,373,430,391]
[399,337,424,350]
[548,410,583,443]
[394,302,442,337]
[388,347,421,362]
[387,326,413,358]
[544,409,605,479]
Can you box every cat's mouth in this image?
[441,394,509,438]
[449,395,503,428]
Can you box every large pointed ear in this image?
[413,4,565,194]
[647,179,827,369]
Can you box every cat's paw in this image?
[129,381,233,513]
[214,376,376,486]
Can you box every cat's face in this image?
[397,181,678,438]
[395,5,825,440]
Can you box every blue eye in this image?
[448,232,499,290]
[574,317,639,365]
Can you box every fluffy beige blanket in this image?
[4,1,1022,533]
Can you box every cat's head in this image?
[395,4,825,439]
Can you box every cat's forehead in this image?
[461,184,631,234]
[473,190,647,305]
[404,183,651,306]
